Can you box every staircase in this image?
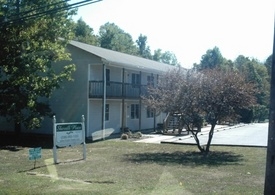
[163,112,183,134]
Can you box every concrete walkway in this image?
[135,123,268,147]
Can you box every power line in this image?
[1,0,102,25]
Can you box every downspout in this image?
[87,64,91,138]
[121,68,125,133]
[102,63,106,140]
[139,71,142,131]
[152,73,156,131]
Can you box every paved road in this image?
[136,123,268,147]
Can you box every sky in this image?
[71,0,274,68]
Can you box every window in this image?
[131,104,139,119]
[146,107,154,118]
[106,69,110,86]
[131,73,140,85]
[105,104,109,121]
[147,75,154,86]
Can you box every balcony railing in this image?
[89,81,148,99]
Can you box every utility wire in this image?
[1,0,102,25]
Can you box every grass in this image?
[0,136,266,195]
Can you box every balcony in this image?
[89,81,148,99]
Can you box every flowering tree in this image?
[143,68,257,154]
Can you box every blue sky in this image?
[71,0,274,68]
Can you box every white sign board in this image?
[55,123,83,147]
[53,115,86,164]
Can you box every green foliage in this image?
[264,54,272,78]
[160,51,179,66]
[152,49,179,66]
[194,46,224,70]
[99,22,138,55]
[0,0,76,131]
[136,34,152,59]
[153,49,162,62]
[253,105,269,122]
[73,17,98,45]
[71,20,180,66]
[238,108,254,123]
[234,56,270,122]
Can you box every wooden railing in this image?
[89,81,148,99]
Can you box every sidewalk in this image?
[135,124,250,145]
[135,125,233,144]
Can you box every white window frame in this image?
[131,73,140,85]
[131,104,139,119]
[146,107,154,118]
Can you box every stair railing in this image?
[163,112,171,133]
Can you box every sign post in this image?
[53,115,86,164]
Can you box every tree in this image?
[99,22,137,55]
[195,69,256,153]
[73,17,98,45]
[143,68,256,154]
[136,34,151,59]
[265,54,273,79]
[194,46,224,70]
[160,51,179,66]
[152,49,179,66]
[152,49,162,62]
[234,56,270,122]
[0,0,76,132]
[98,23,180,64]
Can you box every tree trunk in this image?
[205,123,216,154]
[14,102,22,134]
[189,126,204,152]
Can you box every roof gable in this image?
[69,40,175,73]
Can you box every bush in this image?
[120,133,129,140]
[120,131,142,140]
[132,132,142,139]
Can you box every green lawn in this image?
[0,138,266,195]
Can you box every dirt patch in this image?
[26,172,90,184]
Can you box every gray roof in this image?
[69,40,175,73]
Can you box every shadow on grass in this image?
[0,133,53,149]
[18,158,85,173]
[18,164,48,173]
[124,151,244,167]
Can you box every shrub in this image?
[132,132,142,139]
[120,133,129,140]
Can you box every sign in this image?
[53,115,86,164]
[55,123,83,147]
[29,147,42,160]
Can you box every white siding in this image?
[125,100,140,131]
[90,65,102,80]
[108,66,122,82]
[89,99,122,140]
[90,65,123,82]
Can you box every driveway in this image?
[136,123,268,147]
